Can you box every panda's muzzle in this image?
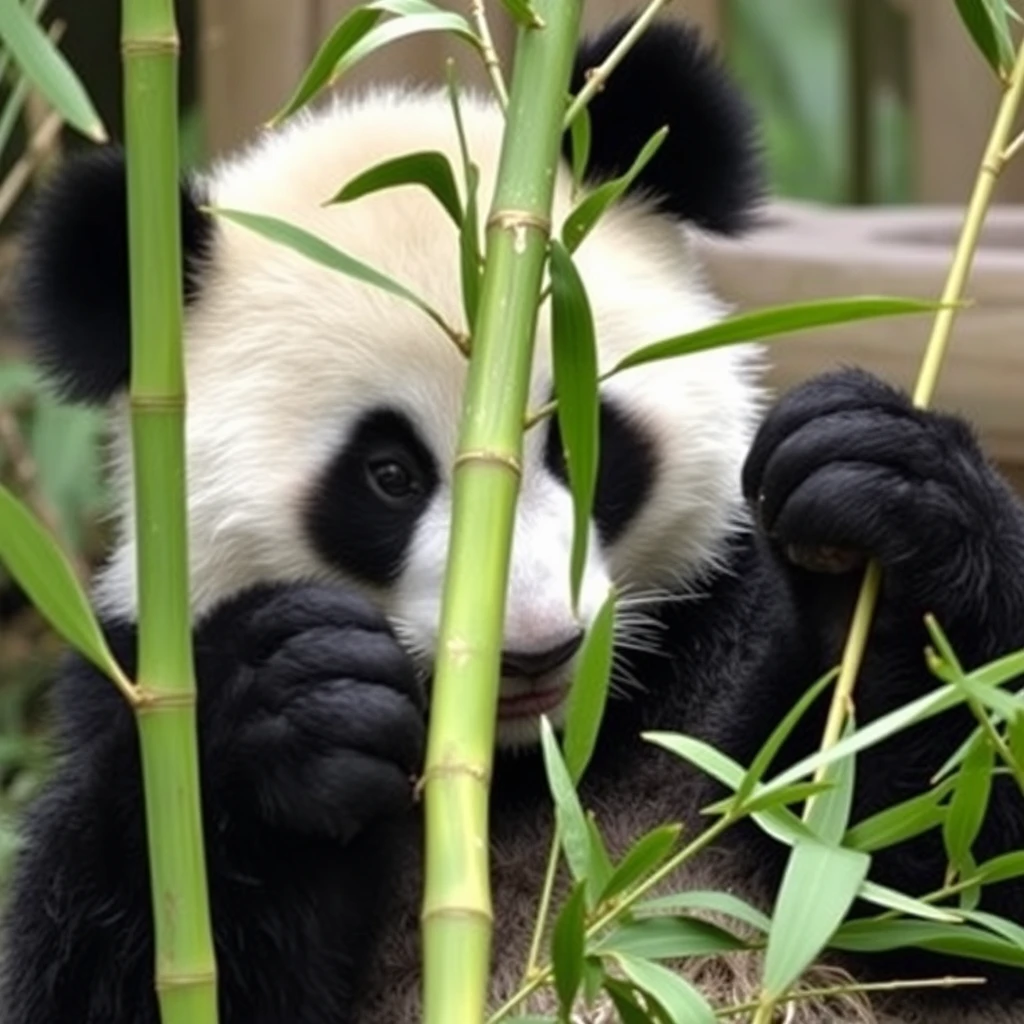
[499,631,584,680]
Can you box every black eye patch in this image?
[544,398,657,543]
[304,408,439,586]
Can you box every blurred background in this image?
[0,0,1022,885]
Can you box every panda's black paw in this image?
[742,368,1022,607]
[196,583,426,843]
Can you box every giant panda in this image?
[3,15,1024,1024]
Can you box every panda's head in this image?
[18,19,765,747]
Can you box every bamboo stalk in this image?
[420,3,583,1021]
[121,0,219,1020]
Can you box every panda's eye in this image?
[366,454,423,505]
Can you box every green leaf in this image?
[727,779,835,817]
[644,732,812,847]
[459,162,482,332]
[608,298,944,378]
[604,979,663,1024]
[955,0,1016,75]
[762,839,870,997]
[549,241,600,610]
[858,880,963,923]
[273,1,478,122]
[329,150,463,226]
[552,881,587,1018]
[733,668,838,809]
[596,916,747,960]
[0,485,127,688]
[0,0,105,141]
[843,778,954,852]
[582,955,605,1007]
[804,716,856,845]
[943,733,995,877]
[636,890,771,935]
[960,908,1024,950]
[831,919,1024,967]
[613,954,717,1024]
[540,716,592,883]
[499,0,544,28]
[563,589,615,783]
[213,208,453,338]
[584,812,614,907]
[974,849,1024,886]
[598,824,681,905]
[562,127,667,253]
[568,105,591,195]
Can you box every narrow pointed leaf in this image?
[0,485,126,687]
[562,127,667,253]
[0,0,105,141]
[975,849,1024,886]
[636,890,771,934]
[214,208,451,336]
[960,909,1024,950]
[568,105,591,195]
[549,241,599,609]
[763,839,870,996]
[499,0,544,28]
[585,812,614,906]
[596,916,747,959]
[608,298,943,377]
[582,955,605,1005]
[604,979,662,1024]
[728,779,834,816]
[843,778,954,852]
[954,0,1015,74]
[552,881,587,1018]
[831,919,1024,967]
[459,163,482,332]
[563,589,615,783]
[804,717,856,844]
[943,734,994,876]
[734,668,838,808]
[614,954,717,1024]
[598,824,680,904]
[329,150,463,226]
[858,880,963,923]
[540,717,592,882]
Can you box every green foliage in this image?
[955,0,1017,76]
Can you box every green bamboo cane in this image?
[122,0,219,1020]
[420,2,583,1021]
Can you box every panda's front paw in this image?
[198,583,426,843]
[741,369,1020,607]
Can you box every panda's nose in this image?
[500,631,584,679]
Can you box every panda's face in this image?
[91,89,763,748]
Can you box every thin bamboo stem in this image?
[121,0,219,1020]
[420,3,582,1022]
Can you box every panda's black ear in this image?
[16,147,215,404]
[566,16,765,235]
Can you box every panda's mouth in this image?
[497,679,568,720]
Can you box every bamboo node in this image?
[129,395,186,413]
[121,35,180,56]
[421,905,493,926]
[416,762,491,798]
[453,449,522,475]
[135,689,198,713]
[486,209,551,236]
[154,969,218,991]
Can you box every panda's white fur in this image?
[92,86,763,747]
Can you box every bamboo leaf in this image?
[329,150,463,226]
[549,240,600,609]
[562,127,667,253]
[943,733,995,877]
[582,955,604,1005]
[568,105,591,195]
[762,839,870,996]
[729,779,835,816]
[960,909,1024,950]
[540,716,592,883]
[604,979,663,1024]
[563,589,615,783]
[733,668,838,809]
[596,917,747,960]
[843,778,954,852]
[598,824,681,905]
[831,919,1024,966]
[636,890,771,934]
[213,208,453,338]
[460,162,482,332]
[499,0,544,28]
[585,812,614,906]
[608,298,944,377]
[0,485,127,688]
[974,849,1024,885]
[613,954,717,1024]
[0,0,105,141]
[955,0,1016,75]
[804,717,856,845]
[552,881,587,1018]
[858,880,963,923]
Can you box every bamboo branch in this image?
[420,3,583,1022]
